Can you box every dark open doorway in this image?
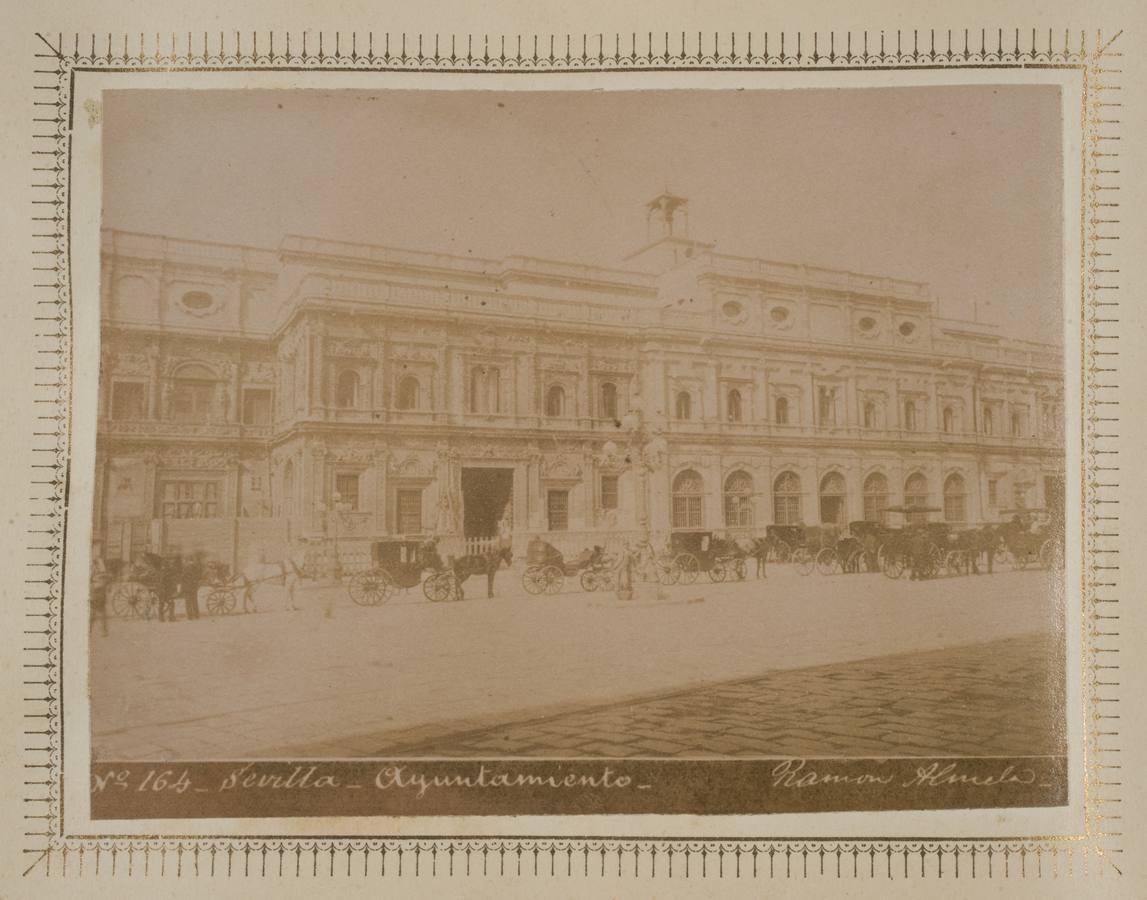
[462,467,514,538]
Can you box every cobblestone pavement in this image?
[374,633,1065,758]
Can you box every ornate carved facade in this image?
[95,195,1065,564]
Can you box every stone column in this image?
[373,449,389,535]
[147,344,161,419]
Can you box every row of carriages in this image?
[104,510,1063,616]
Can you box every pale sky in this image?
[103,86,1064,345]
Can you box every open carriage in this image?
[668,531,748,584]
[106,554,161,619]
[522,538,617,594]
[347,539,459,606]
[997,509,1059,569]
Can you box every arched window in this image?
[395,375,420,411]
[469,366,501,414]
[863,472,889,523]
[171,362,217,423]
[727,389,743,423]
[545,384,566,418]
[335,369,359,409]
[982,405,994,435]
[819,472,846,525]
[723,471,753,528]
[675,391,692,421]
[671,469,704,529]
[904,473,929,525]
[942,406,955,433]
[600,382,619,420]
[944,473,967,523]
[775,396,790,425]
[281,459,295,518]
[863,401,877,430]
[903,399,918,432]
[773,471,802,525]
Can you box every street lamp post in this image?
[325,491,353,582]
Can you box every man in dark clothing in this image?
[980,525,997,574]
[181,553,203,621]
[908,529,929,581]
[90,559,111,637]
[158,556,181,622]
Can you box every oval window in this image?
[898,321,916,337]
[858,316,877,333]
[181,290,214,311]
[770,306,790,324]
[722,300,744,319]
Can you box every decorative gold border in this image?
[24,27,1123,881]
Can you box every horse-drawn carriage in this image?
[522,538,616,594]
[668,531,748,584]
[347,539,460,606]
[106,554,161,619]
[996,510,1060,570]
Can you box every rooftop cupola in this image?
[645,192,690,242]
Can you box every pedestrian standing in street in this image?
[181,552,203,621]
[158,555,181,622]
[980,525,997,574]
[284,541,306,612]
[908,529,928,581]
[90,558,111,637]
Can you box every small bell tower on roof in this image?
[626,192,713,273]
[645,191,690,242]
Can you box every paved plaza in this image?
[90,565,1063,760]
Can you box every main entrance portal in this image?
[461,468,514,538]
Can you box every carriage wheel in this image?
[349,571,390,606]
[578,570,596,592]
[708,560,728,583]
[883,555,906,579]
[522,566,545,595]
[794,549,815,577]
[675,553,700,585]
[815,549,838,576]
[542,565,564,594]
[423,572,452,602]
[110,582,145,618]
[770,540,792,564]
[206,588,236,616]
[656,560,680,586]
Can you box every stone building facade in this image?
[95,196,1065,569]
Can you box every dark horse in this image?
[448,544,514,599]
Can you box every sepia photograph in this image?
[87,85,1068,817]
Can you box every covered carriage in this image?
[668,531,748,584]
[347,538,459,606]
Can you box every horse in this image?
[747,537,773,578]
[448,544,513,599]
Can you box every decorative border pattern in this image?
[24,28,1122,881]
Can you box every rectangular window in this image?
[335,473,360,511]
[672,495,703,529]
[774,496,801,526]
[397,489,423,534]
[600,475,619,511]
[111,381,146,420]
[242,388,272,425]
[171,381,214,423]
[988,479,999,507]
[159,480,220,519]
[547,490,569,531]
[818,387,836,426]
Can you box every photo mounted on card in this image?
[25,27,1119,884]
